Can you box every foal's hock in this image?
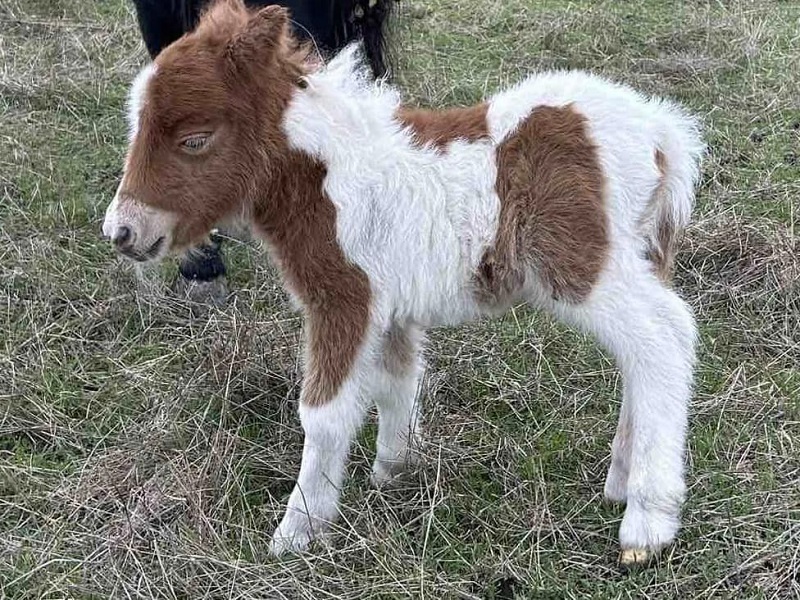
[103,0,704,566]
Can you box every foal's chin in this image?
[116,234,171,264]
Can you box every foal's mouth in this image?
[119,236,166,262]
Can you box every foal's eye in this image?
[180,133,211,153]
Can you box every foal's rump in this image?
[475,71,704,304]
[492,71,703,274]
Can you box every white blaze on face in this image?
[101,179,126,239]
[101,63,176,261]
[127,63,158,141]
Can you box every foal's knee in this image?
[660,290,697,364]
[298,384,365,447]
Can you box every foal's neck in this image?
[284,47,491,165]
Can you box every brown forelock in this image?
[122,0,310,250]
[397,104,490,150]
[476,104,608,305]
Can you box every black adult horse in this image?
[130,0,396,292]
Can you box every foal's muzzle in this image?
[102,189,173,263]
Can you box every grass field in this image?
[1,0,799,597]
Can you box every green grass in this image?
[1,0,799,597]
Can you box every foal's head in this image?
[103,0,308,263]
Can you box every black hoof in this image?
[179,233,227,282]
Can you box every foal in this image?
[103,0,704,565]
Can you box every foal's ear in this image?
[210,0,245,11]
[226,5,290,67]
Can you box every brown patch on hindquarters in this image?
[397,104,490,151]
[475,104,608,305]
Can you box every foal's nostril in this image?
[112,226,133,248]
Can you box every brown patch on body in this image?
[397,104,489,150]
[476,104,608,305]
[648,149,677,282]
[255,152,371,408]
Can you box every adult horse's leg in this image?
[130,0,184,58]
[353,0,395,78]
[173,232,228,306]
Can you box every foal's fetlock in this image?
[603,460,629,504]
[370,458,410,488]
[371,447,421,487]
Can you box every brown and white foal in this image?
[102,0,704,565]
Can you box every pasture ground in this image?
[1,0,798,597]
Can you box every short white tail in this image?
[647,100,705,279]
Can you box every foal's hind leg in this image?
[548,263,696,565]
[604,394,632,504]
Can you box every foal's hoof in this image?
[270,510,329,557]
[370,459,411,488]
[619,548,651,568]
[269,523,315,557]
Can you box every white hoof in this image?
[619,547,651,567]
[619,500,680,554]
[269,513,322,556]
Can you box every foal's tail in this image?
[645,101,705,281]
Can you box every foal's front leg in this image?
[269,380,366,555]
[369,324,425,486]
[269,316,374,556]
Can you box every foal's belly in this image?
[384,259,488,328]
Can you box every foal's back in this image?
[284,58,698,326]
